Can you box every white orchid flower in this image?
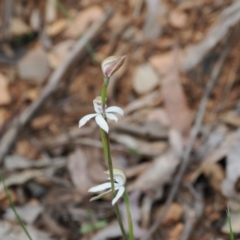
[78,96,124,133]
[88,169,126,205]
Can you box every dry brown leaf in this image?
[7,225,52,240]
[143,0,166,40]
[110,133,167,157]
[124,91,161,115]
[10,18,31,36]
[125,162,151,179]
[41,213,68,236]
[45,19,68,37]
[128,151,180,191]
[31,114,53,130]
[149,52,177,76]
[0,73,11,105]
[0,221,11,239]
[150,51,192,133]
[169,128,184,157]
[67,148,95,195]
[0,189,17,207]
[30,9,41,31]
[64,6,103,38]
[0,109,10,127]
[45,0,57,23]
[169,223,184,239]
[220,111,240,127]
[0,161,66,193]
[141,195,153,228]
[147,108,170,126]
[201,161,225,192]
[189,131,238,183]
[221,132,240,200]
[5,203,43,224]
[4,155,63,171]
[48,40,74,68]
[16,140,40,159]
[161,203,184,226]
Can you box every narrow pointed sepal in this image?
[106,113,118,122]
[106,106,124,117]
[88,182,112,192]
[79,113,97,128]
[95,114,109,133]
[112,186,125,205]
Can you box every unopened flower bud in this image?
[101,56,126,78]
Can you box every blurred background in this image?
[0,0,240,239]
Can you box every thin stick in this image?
[140,44,230,240]
[0,9,113,164]
[180,184,204,240]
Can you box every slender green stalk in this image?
[54,0,72,19]
[0,172,33,240]
[227,207,235,240]
[101,86,107,108]
[99,128,128,240]
[123,191,134,240]
[99,81,128,239]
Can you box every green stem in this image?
[0,172,33,240]
[99,82,127,240]
[123,191,134,240]
[99,128,128,240]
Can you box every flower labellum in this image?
[88,169,126,205]
[79,96,124,133]
[101,56,126,78]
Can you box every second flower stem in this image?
[123,191,134,240]
[100,128,128,240]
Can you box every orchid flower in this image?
[78,96,124,133]
[88,169,126,205]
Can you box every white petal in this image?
[112,186,125,205]
[90,189,111,202]
[79,113,97,127]
[88,182,112,192]
[95,114,109,132]
[106,113,118,122]
[106,106,124,117]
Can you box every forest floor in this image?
[0,0,240,239]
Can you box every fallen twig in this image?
[181,0,240,71]
[0,9,113,164]
[180,184,204,240]
[140,41,230,240]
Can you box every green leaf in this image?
[80,220,108,234]
[0,172,33,240]
[226,207,235,240]
[129,148,140,156]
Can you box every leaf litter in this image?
[0,0,240,239]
